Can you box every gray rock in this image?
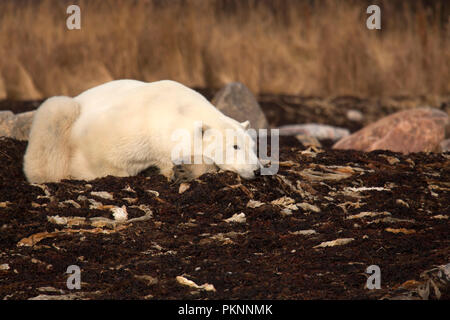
[0,110,35,140]
[13,111,35,140]
[0,111,16,137]
[212,82,269,129]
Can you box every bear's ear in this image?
[241,120,250,130]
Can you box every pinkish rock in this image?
[333,108,448,154]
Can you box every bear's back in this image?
[74,79,218,116]
[71,79,234,143]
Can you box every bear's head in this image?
[201,119,261,179]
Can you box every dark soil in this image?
[0,96,449,300]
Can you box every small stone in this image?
[0,201,11,208]
[379,154,400,165]
[271,196,296,208]
[280,208,293,216]
[314,238,354,248]
[298,202,321,213]
[396,199,410,208]
[224,213,246,223]
[37,287,64,294]
[90,191,114,200]
[176,276,216,292]
[123,197,138,204]
[63,200,81,209]
[146,190,160,197]
[289,230,317,236]
[0,263,10,270]
[178,183,190,194]
[346,109,364,122]
[385,228,416,234]
[346,211,391,220]
[122,185,135,193]
[246,200,265,208]
[47,216,68,225]
[134,275,158,286]
[431,215,448,220]
[111,206,128,222]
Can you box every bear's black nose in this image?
[254,168,261,176]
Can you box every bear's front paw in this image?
[171,162,219,184]
[172,164,194,184]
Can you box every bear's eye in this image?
[233,145,239,150]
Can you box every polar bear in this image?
[23,80,262,183]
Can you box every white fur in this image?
[23,80,261,183]
[23,96,81,183]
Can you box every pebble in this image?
[224,213,246,224]
[178,183,190,194]
[298,202,321,213]
[111,206,128,222]
[346,109,364,122]
[90,191,114,200]
[289,230,317,236]
[314,238,355,248]
[246,200,265,208]
[134,275,158,286]
[0,263,10,270]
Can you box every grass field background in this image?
[0,0,448,99]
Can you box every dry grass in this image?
[0,0,449,98]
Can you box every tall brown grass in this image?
[0,0,448,98]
